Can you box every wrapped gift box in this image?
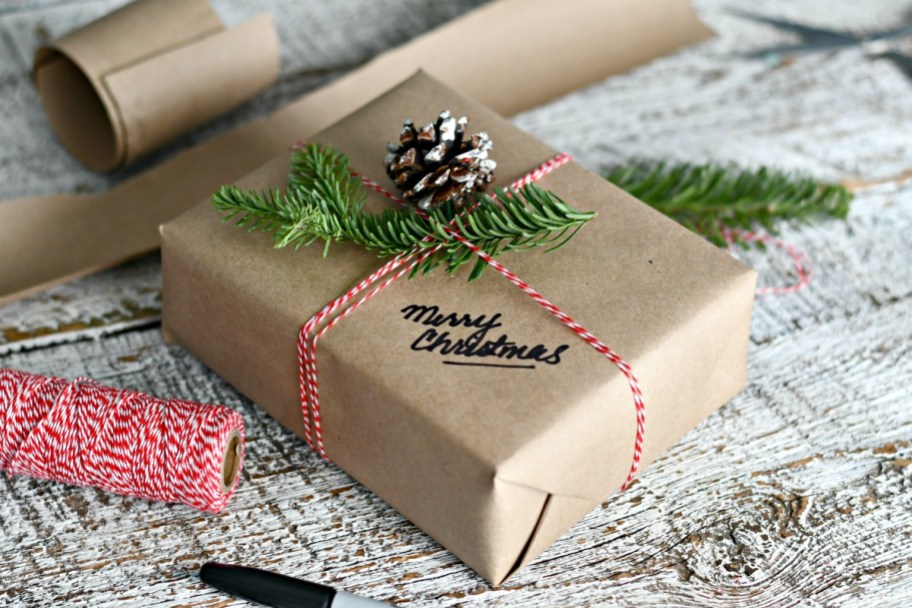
[161,71,756,584]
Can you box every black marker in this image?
[200,563,392,608]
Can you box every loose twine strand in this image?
[297,153,647,492]
[0,368,245,512]
[723,228,813,296]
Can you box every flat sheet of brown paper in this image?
[162,72,755,585]
[0,0,713,307]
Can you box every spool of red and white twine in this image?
[0,368,245,513]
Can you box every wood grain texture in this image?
[2,0,912,606]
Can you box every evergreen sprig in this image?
[212,144,597,281]
[604,161,851,247]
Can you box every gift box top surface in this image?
[162,71,756,584]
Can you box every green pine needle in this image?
[604,160,852,247]
[212,144,597,281]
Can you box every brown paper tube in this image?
[0,0,712,307]
[32,0,279,172]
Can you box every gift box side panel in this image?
[496,488,599,584]
[625,259,758,473]
[692,271,755,416]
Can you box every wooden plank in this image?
[1,0,912,605]
[0,255,161,357]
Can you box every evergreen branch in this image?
[603,160,852,247]
[212,144,596,281]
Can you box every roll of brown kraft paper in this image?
[32,0,280,173]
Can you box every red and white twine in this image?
[723,228,813,296]
[297,152,647,491]
[0,368,245,512]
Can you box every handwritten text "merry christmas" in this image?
[400,304,569,369]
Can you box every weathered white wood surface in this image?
[2,0,912,606]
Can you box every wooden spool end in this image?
[220,430,242,493]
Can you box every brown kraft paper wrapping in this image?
[161,72,756,584]
[0,0,713,306]
[33,0,279,172]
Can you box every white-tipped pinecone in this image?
[384,110,496,210]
